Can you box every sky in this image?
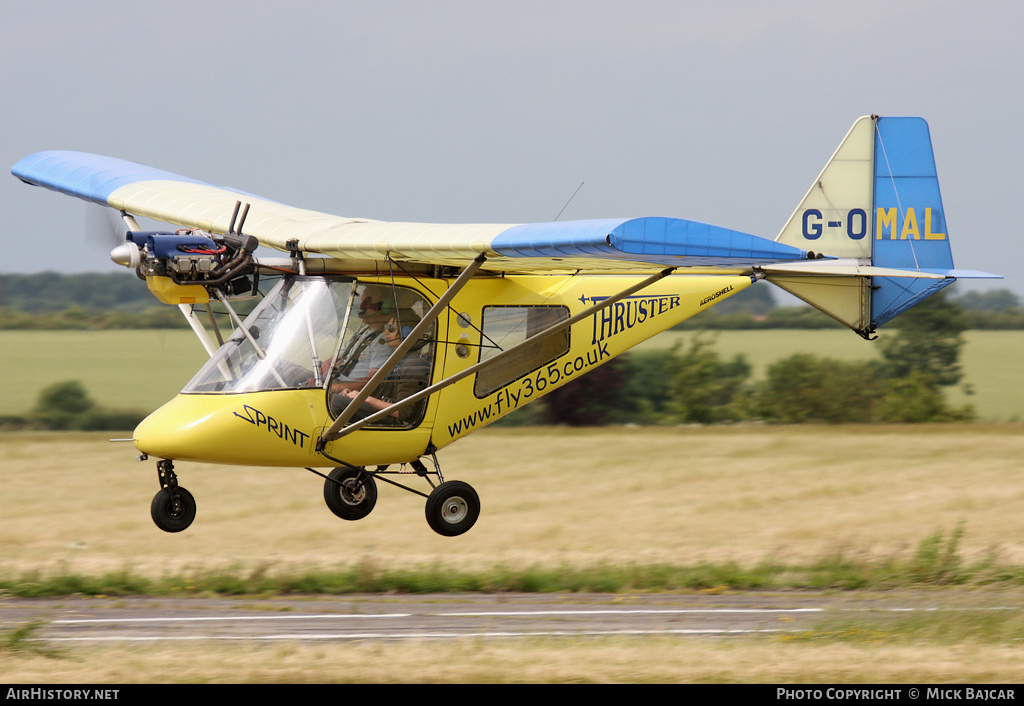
[2,0,1021,293]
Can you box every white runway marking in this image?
[51,607,823,625]
[53,613,410,624]
[445,608,824,616]
[46,628,794,642]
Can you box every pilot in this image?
[327,286,395,390]
[333,312,431,424]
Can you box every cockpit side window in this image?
[326,283,434,429]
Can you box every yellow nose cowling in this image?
[132,391,323,467]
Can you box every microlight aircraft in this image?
[11,116,997,536]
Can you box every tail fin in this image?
[767,115,998,338]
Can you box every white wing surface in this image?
[13,151,810,274]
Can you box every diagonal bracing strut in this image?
[319,265,676,445]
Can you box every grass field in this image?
[7,637,1024,683]
[3,425,1023,573]
[0,330,207,416]
[2,426,1024,682]
[2,329,1023,420]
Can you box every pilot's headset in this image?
[393,310,432,351]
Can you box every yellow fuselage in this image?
[133,272,751,468]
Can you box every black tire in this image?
[323,467,377,520]
[150,487,196,533]
[425,481,480,537]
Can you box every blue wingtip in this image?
[12,150,206,206]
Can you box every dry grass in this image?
[4,638,1024,683]
[2,425,1023,575]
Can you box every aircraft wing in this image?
[12,150,810,274]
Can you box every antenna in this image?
[554,181,584,221]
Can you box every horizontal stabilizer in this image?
[761,260,946,279]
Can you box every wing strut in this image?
[320,266,677,445]
[320,253,489,444]
[177,304,220,357]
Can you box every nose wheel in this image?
[151,460,196,533]
[323,467,378,520]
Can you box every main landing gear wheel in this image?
[425,480,480,537]
[150,487,197,533]
[324,467,378,521]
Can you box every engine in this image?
[108,203,259,305]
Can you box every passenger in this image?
[332,313,431,424]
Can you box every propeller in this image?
[83,202,142,268]
[83,201,124,248]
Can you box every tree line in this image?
[1,272,1022,329]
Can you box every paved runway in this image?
[3,591,1018,643]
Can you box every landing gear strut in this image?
[150,460,196,533]
[315,453,480,537]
